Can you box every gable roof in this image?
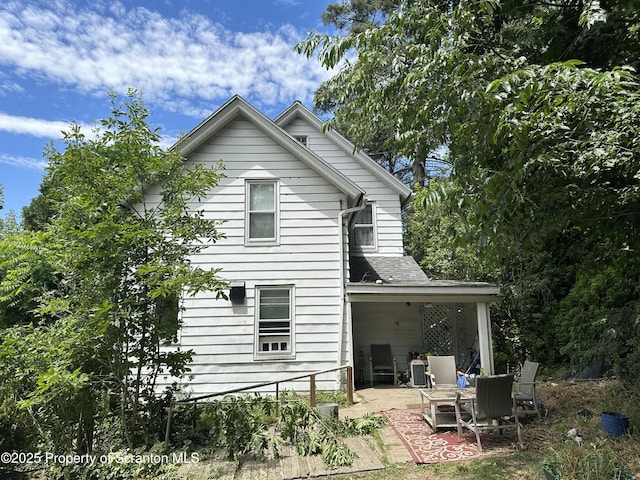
[275,101,413,207]
[175,95,366,206]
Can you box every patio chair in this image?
[427,355,457,386]
[369,344,397,386]
[513,360,541,419]
[454,373,523,452]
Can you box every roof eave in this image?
[175,96,365,205]
[275,103,413,205]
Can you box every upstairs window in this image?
[255,286,294,358]
[352,202,376,249]
[293,135,308,147]
[246,180,278,243]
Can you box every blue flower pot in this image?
[601,411,629,437]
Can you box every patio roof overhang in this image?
[346,281,500,375]
[346,283,501,303]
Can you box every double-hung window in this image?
[255,286,294,358]
[246,180,278,243]
[352,202,376,249]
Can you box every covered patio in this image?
[346,256,501,387]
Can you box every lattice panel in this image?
[421,304,466,363]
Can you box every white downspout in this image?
[336,197,367,388]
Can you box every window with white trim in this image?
[255,286,294,357]
[246,180,278,243]
[352,202,376,248]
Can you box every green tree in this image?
[21,175,61,231]
[315,0,442,188]
[0,210,19,237]
[0,229,60,328]
[321,0,401,33]
[405,182,496,282]
[300,1,640,376]
[0,90,227,453]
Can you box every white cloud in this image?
[274,0,301,7]
[0,153,48,170]
[0,74,25,97]
[0,109,179,151]
[0,112,76,138]
[0,0,332,116]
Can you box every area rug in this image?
[381,408,480,464]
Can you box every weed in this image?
[185,391,388,469]
[316,389,349,406]
[543,441,635,480]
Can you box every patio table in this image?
[419,386,476,431]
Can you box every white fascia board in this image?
[346,283,501,303]
[175,96,365,205]
[275,103,413,205]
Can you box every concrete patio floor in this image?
[341,384,424,418]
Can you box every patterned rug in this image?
[381,408,480,464]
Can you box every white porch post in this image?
[476,302,495,375]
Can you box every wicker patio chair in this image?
[455,373,523,452]
[427,355,457,386]
[513,360,541,419]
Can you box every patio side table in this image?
[420,387,475,431]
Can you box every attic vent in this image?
[294,135,308,147]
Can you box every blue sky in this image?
[0,0,337,217]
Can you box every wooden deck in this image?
[174,386,421,479]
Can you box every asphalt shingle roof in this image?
[349,255,430,285]
[349,255,494,288]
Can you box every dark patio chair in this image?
[369,344,397,386]
[455,373,523,452]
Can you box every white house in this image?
[167,95,500,397]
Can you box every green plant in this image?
[194,392,380,468]
[0,91,228,457]
[199,395,279,462]
[280,399,387,468]
[316,390,349,406]
[544,441,635,480]
[326,414,387,437]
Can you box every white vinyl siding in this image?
[246,180,278,243]
[157,103,412,396]
[255,286,294,359]
[171,117,345,395]
[281,118,404,255]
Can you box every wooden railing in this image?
[164,365,354,447]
